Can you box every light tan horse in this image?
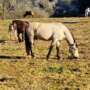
[85,7,90,17]
[25,22,79,60]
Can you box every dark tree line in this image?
[78,0,90,14]
[52,0,90,17]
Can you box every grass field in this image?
[0,18,90,90]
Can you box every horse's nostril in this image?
[73,57,78,59]
[73,55,79,59]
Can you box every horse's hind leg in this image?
[14,30,17,40]
[9,31,12,40]
[30,43,34,58]
[22,32,25,42]
[56,41,60,60]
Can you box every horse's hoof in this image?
[68,56,78,59]
[46,57,49,60]
[26,55,32,59]
[57,58,60,60]
[73,56,78,59]
[19,41,22,43]
[57,56,60,60]
[32,56,35,59]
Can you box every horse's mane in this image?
[70,31,78,47]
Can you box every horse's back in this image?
[28,22,69,40]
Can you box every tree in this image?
[2,0,16,19]
[2,0,7,19]
[78,0,90,14]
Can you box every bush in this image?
[39,0,54,16]
[32,7,49,18]
[0,5,3,17]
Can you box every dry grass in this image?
[0,18,90,90]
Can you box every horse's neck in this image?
[64,29,75,45]
[30,22,40,30]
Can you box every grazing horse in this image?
[9,20,29,42]
[25,22,79,60]
[85,7,90,17]
[23,11,34,18]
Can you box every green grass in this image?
[0,18,90,90]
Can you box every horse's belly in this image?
[18,29,24,33]
[53,27,65,41]
[37,29,53,40]
[54,33,65,41]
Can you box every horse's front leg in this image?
[22,32,25,42]
[17,33,22,42]
[14,30,17,41]
[9,31,12,40]
[56,41,60,60]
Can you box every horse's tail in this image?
[25,24,31,55]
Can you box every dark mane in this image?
[70,32,78,47]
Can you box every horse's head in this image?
[69,44,79,58]
[23,11,34,18]
[9,22,14,32]
[9,21,17,32]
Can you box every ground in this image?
[0,18,90,90]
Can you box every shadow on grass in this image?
[0,55,26,59]
[0,40,6,43]
[0,40,18,43]
[62,21,78,24]
[36,56,59,60]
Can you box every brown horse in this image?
[23,11,34,18]
[9,20,29,42]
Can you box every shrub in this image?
[32,7,49,18]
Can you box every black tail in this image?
[25,24,34,57]
[25,24,31,55]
